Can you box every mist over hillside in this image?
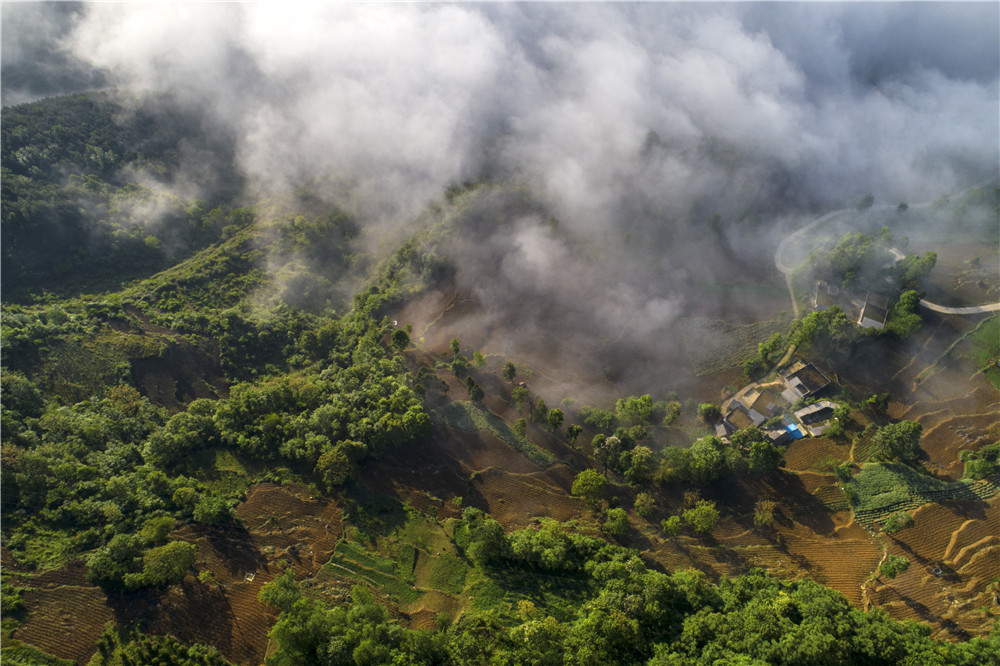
[4,2,998,397]
[4,6,1000,663]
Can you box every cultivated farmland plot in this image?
[679,316,791,376]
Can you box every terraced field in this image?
[432,401,555,468]
[779,522,882,606]
[473,467,584,528]
[784,436,850,472]
[5,483,343,666]
[679,316,791,376]
[4,561,114,666]
[849,465,999,528]
[869,495,1000,640]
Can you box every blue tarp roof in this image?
[786,424,805,440]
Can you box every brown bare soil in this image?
[784,436,850,472]
[472,467,584,528]
[117,305,229,412]
[9,484,341,665]
[130,338,228,413]
[869,496,1000,640]
[17,286,995,662]
[775,523,882,606]
[13,585,115,665]
[434,425,543,476]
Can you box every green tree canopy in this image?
[870,420,923,463]
[571,469,607,509]
[879,555,911,580]
[682,500,720,534]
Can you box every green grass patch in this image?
[182,448,289,500]
[213,449,248,476]
[917,315,1000,389]
[325,544,421,605]
[965,315,1000,389]
[466,566,592,623]
[338,562,421,605]
[341,487,410,546]
[423,553,468,595]
[334,540,401,578]
[849,463,997,525]
[432,401,554,468]
[184,449,257,499]
[394,544,417,577]
[8,526,80,571]
[397,513,443,553]
[0,642,75,666]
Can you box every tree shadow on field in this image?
[340,484,410,545]
[204,523,266,577]
[768,473,837,535]
[942,498,988,522]
[880,583,964,636]
[620,524,659,554]
[887,535,961,583]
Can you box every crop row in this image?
[432,401,554,468]
[854,476,998,526]
[679,316,790,376]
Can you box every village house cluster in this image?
[814,280,890,330]
[718,361,840,444]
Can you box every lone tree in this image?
[870,420,922,463]
[464,376,484,402]
[532,398,549,423]
[593,435,624,476]
[546,408,564,433]
[450,337,461,356]
[878,555,911,580]
[602,508,629,536]
[682,500,720,534]
[566,424,583,445]
[753,499,778,529]
[511,385,529,411]
[571,469,606,510]
[502,361,517,382]
[616,395,653,428]
[882,511,915,535]
[697,403,721,424]
[634,492,655,518]
[661,516,683,536]
[467,517,505,566]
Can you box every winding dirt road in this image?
[774,188,999,318]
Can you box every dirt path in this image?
[917,301,1000,315]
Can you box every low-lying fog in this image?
[4,2,998,401]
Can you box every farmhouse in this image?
[858,291,890,330]
[726,408,756,430]
[813,281,839,310]
[725,387,787,430]
[794,400,838,436]
[781,362,830,403]
[714,419,737,438]
[764,425,793,445]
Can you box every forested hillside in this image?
[2,93,998,666]
[2,93,242,298]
